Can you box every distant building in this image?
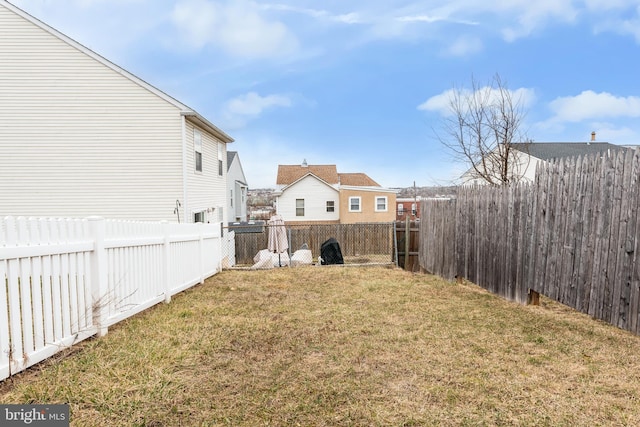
[275,161,397,224]
[396,197,421,221]
[227,151,248,222]
[461,134,631,185]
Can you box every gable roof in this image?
[511,142,628,161]
[1,0,233,144]
[227,151,237,171]
[339,173,380,187]
[277,165,339,186]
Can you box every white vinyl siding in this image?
[0,5,229,223]
[276,175,339,222]
[185,121,227,224]
[226,154,248,222]
[0,6,184,221]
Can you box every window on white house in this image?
[326,201,335,213]
[230,189,233,207]
[375,196,388,212]
[194,211,205,223]
[194,130,202,172]
[296,199,305,216]
[349,197,361,212]
[218,143,223,176]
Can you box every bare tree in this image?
[437,74,530,186]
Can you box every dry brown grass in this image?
[2,266,640,426]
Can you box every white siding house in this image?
[0,1,233,223]
[461,140,630,186]
[226,151,248,222]
[275,175,340,223]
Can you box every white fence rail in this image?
[0,216,222,381]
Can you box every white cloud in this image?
[497,0,578,41]
[397,14,448,24]
[226,92,292,116]
[261,4,363,24]
[445,36,483,56]
[222,92,292,129]
[589,123,638,143]
[171,0,298,58]
[595,5,640,43]
[548,91,640,122]
[418,86,536,115]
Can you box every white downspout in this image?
[181,115,188,223]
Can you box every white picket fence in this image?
[0,216,222,381]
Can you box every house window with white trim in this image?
[397,204,404,216]
[230,189,233,207]
[326,200,335,213]
[194,211,205,223]
[218,143,223,176]
[296,199,305,216]
[194,130,202,172]
[375,196,388,212]
[349,197,361,212]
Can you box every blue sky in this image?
[10,0,640,188]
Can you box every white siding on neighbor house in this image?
[276,175,339,222]
[185,121,228,224]
[462,150,540,186]
[227,155,248,222]
[0,5,186,221]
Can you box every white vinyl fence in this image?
[0,216,222,381]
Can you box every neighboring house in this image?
[227,151,248,222]
[274,161,397,224]
[461,135,631,185]
[0,1,233,223]
[396,197,421,221]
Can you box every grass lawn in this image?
[2,266,640,426]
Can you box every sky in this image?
[9,0,640,189]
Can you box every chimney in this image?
[302,159,308,167]
[591,131,596,142]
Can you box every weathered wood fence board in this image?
[229,223,395,266]
[420,148,640,335]
[395,220,420,271]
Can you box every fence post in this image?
[88,217,108,337]
[161,221,171,303]
[404,216,411,270]
[216,222,225,273]
[199,222,205,284]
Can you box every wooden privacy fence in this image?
[228,222,395,266]
[0,216,222,381]
[396,219,420,271]
[420,148,640,335]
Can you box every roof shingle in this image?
[511,142,629,161]
[339,173,380,187]
[277,164,339,185]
